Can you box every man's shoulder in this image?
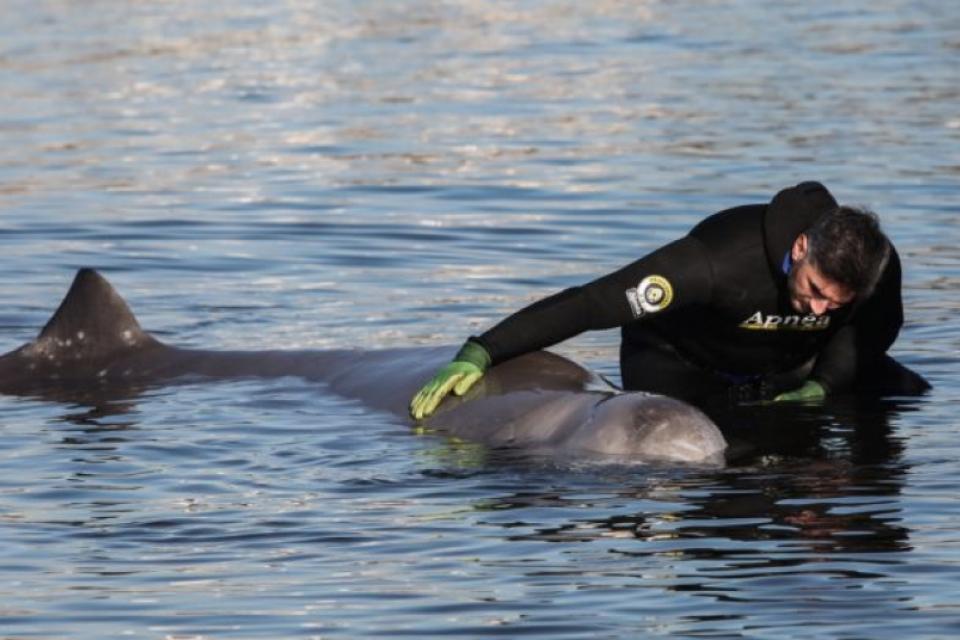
[688,204,766,252]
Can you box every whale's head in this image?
[566,392,727,465]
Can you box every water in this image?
[1,0,959,637]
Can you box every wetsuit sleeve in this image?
[473,235,713,365]
[809,249,903,393]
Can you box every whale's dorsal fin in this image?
[33,269,158,359]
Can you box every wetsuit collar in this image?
[762,181,838,279]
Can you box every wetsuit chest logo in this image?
[738,311,830,331]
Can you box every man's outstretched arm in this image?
[409,236,713,419]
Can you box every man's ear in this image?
[791,233,808,262]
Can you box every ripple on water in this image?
[1,0,959,638]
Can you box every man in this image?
[410,181,929,420]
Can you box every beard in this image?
[786,263,811,314]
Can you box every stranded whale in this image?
[0,269,727,464]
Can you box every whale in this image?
[0,269,727,464]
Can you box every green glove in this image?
[410,341,491,420]
[773,380,826,403]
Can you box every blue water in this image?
[2,1,959,637]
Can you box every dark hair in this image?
[804,205,890,297]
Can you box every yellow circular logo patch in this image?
[638,275,673,313]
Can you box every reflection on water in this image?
[488,399,911,554]
[1,0,959,637]
[2,377,938,637]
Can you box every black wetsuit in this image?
[471,182,928,405]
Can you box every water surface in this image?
[1,1,959,637]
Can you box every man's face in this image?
[787,234,855,316]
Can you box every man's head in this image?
[787,206,890,316]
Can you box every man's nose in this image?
[810,298,829,315]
